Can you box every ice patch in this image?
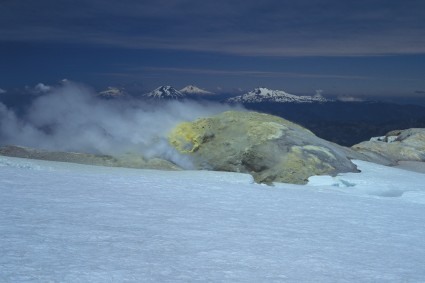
[0,156,51,171]
[401,191,425,204]
[307,160,425,202]
[308,175,356,187]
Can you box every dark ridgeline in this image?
[241,101,425,146]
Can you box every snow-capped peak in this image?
[144,86,185,100]
[98,87,127,98]
[180,85,214,95]
[227,87,330,103]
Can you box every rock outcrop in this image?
[0,145,181,171]
[5,111,422,185]
[352,128,425,164]
[168,111,359,184]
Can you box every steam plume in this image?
[0,82,242,168]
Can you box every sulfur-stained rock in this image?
[352,128,425,164]
[168,111,358,184]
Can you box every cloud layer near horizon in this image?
[1,0,425,56]
[0,82,240,168]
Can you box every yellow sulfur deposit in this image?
[167,111,357,184]
[169,120,215,153]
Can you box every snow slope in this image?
[1,156,425,282]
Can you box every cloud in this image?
[1,0,424,56]
[0,88,6,94]
[34,83,51,93]
[0,82,241,168]
[336,95,364,102]
[314,90,325,98]
[24,83,53,95]
[415,90,425,95]
[136,67,372,80]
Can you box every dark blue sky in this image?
[1,0,424,100]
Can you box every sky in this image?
[1,0,425,101]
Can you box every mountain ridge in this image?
[180,85,213,95]
[227,87,330,103]
[143,86,185,100]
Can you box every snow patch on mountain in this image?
[180,85,214,95]
[144,86,185,100]
[98,87,127,98]
[227,87,331,103]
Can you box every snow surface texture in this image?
[227,87,330,103]
[1,156,425,282]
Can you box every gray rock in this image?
[168,111,359,184]
[352,128,425,164]
[0,145,181,171]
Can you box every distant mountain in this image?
[98,87,127,98]
[227,87,330,103]
[180,85,214,95]
[143,86,185,100]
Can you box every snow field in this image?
[1,156,425,282]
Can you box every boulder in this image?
[352,128,425,164]
[168,111,359,184]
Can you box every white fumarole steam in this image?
[0,82,242,168]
